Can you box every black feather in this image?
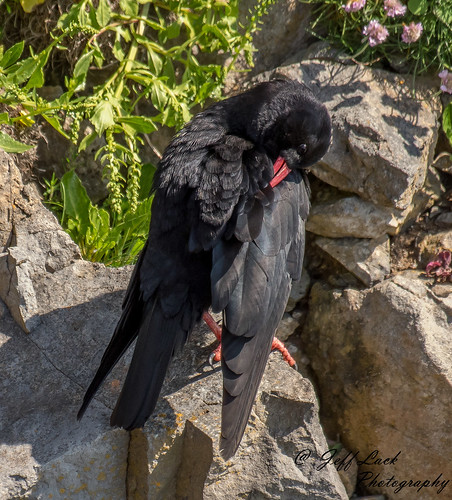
[78,78,331,460]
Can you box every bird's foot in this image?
[208,344,222,368]
[202,311,222,341]
[271,337,298,370]
[203,311,222,368]
[202,312,297,370]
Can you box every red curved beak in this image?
[269,156,292,188]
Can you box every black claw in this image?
[292,362,298,371]
[208,352,217,369]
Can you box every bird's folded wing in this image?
[210,170,309,459]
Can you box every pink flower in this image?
[401,22,423,43]
[439,70,452,94]
[383,0,407,17]
[363,20,389,47]
[342,0,366,13]
[426,250,452,282]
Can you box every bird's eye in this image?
[297,144,307,155]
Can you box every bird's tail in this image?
[77,254,145,421]
[110,299,188,429]
[219,325,274,460]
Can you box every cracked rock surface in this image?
[0,152,347,498]
[302,272,452,499]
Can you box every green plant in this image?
[443,99,452,152]
[300,0,452,75]
[0,0,276,214]
[42,166,155,266]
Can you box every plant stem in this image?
[115,3,151,99]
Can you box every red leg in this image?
[202,311,297,370]
[271,337,298,369]
[202,312,222,366]
[202,312,222,341]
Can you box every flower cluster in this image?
[426,250,452,282]
[401,22,423,44]
[342,0,423,47]
[342,0,366,13]
[383,0,406,17]
[438,70,452,94]
[363,20,389,47]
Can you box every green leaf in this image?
[0,132,34,153]
[408,0,428,15]
[433,3,452,29]
[60,170,91,230]
[117,116,157,133]
[443,103,452,148]
[25,47,52,89]
[70,50,94,91]
[42,114,71,140]
[78,4,91,27]
[148,50,163,75]
[115,25,132,43]
[93,45,105,68]
[74,51,94,80]
[78,131,98,152]
[91,99,115,134]
[0,112,10,124]
[162,59,175,86]
[150,82,167,110]
[0,41,24,69]
[120,0,138,16]
[113,38,125,62]
[20,0,45,13]
[96,0,112,27]
[57,2,82,29]
[201,24,230,49]
[9,56,40,85]
[138,162,156,200]
[88,204,110,242]
[166,22,181,40]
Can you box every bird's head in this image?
[258,83,332,170]
[272,106,331,169]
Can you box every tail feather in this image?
[77,275,144,421]
[219,247,292,460]
[220,326,273,460]
[110,299,188,429]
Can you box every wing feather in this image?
[211,171,309,460]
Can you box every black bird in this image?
[78,79,332,460]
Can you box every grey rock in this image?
[0,150,21,249]
[0,299,130,499]
[303,272,452,499]
[225,1,314,93]
[0,194,82,331]
[240,0,313,75]
[0,153,84,331]
[432,148,452,175]
[286,269,311,311]
[355,497,387,500]
[1,276,348,499]
[307,196,400,238]
[332,446,358,498]
[306,167,443,242]
[418,229,452,264]
[276,312,300,341]
[135,326,348,499]
[436,211,452,226]
[315,234,391,286]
